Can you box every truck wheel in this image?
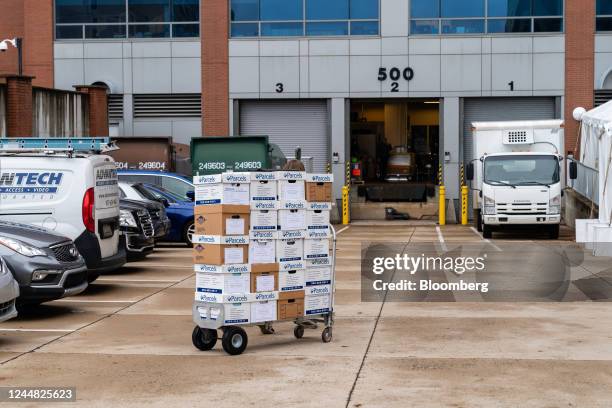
[476,210,483,232]
[482,224,493,239]
[192,326,217,351]
[548,225,560,239]
[183,221,195,247]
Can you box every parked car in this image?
[0,257,19,322]
[117,170,194,202]
[0,139,125,282]
[0,221,88,306]
[119,199,155,260]
[137,184,194,246]
[118,182,171,240]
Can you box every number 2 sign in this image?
[377,67,414,92]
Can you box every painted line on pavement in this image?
[96,278,181,283]
[0,328,73,333]
[53,299,136,304]
[470,226,503,252]
[336,225,350,235]
[435,226,448,252]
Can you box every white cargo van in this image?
[466,120,574,239]
[0,139,125,280]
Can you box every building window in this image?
[55,0,200,40]
[410,0,563,35]
[597,0,612,31]
[230,0,379,37]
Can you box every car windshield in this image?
[132,184,159,201]
[484,155,560,186]
[161,176,193,199]
[143,184,186,203]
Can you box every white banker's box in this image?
[305,266,332,286]
[250,209,277,231]
[276,238,304,262]
[250,172,277,209]
[278,209,306,231]
[197,302,251,325]
[249,238,276,264]
[277,171,306,201]
[193,173,250,205]
[195,272,250,295]
[304,238,330,260]
[278,269,305,292]
[305,209,331,238]
[304,285,332,316]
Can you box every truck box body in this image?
[471,120,564,236]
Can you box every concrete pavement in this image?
[0,225,611,407]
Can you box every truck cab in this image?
[467,120,568,239]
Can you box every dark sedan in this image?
[0,221,88,306]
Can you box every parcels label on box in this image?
[305,284,332,296]
[194,263,251,274]
[251,172,277,181]
[249,230,278,240]
[278,200,307,210]
[305,174,334,183]
[278,229,306,240]
[193,235,249,245]
[279,259,305,271]
[305,257,332,267]
[307,202,333,211]
[278,171,306,180]
[306,229,331,239]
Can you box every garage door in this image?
[463,97,557,215]
[239,100,329,172]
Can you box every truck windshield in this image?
[484,155,560,186]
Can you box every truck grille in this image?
[148,209,161,222]
[496,202,547,215]
[0,299,15,316]
[137,210,154,238]
[50,242,80,263]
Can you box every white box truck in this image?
[466,120,576,239]
[0,139,125,281]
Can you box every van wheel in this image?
[482,224,493,239]
[476,210,483,232]
[548,225,560,239]
[183,221,195,246]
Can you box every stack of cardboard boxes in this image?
[193,171,334,326]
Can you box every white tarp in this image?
[578,101,612,226]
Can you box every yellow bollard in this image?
[438,185,446,226]
[461,186,469,225]
[342,186,350,225]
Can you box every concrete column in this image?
[441,97,460,200]
[75,85,108,137]
[330,98,347,199]
[2,74,34,137]
[123,94,133,137]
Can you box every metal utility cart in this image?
[191,225,337,355]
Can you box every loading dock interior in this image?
[349,99,439,210]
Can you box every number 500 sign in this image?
[377,67,414,92]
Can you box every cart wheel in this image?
[258,324,275,335]
[294,325,305,339]
[192,326,217,351]
[321,327,332,343]
[221,326,248,355]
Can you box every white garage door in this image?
[239,100,330,172]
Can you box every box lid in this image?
[195,204,250,214]
[306,174,334,183]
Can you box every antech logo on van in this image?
[0,172,63,194]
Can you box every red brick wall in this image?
[3,75,33,137]
[565,0,595,156]
[0,0,53,87]
[201,0,229,136]
[76,86,109,137]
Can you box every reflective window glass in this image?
[261,0,302,20]
[411,0,439,18]
[441,0,484,18]
[487,18,531,32]
[56,25,84,39]
[173,0,199,21]
[129,0,171,22]
[85,24,127,38]
[231,0,259,21]
[597,0,612,15]
[306,21,349,35]
[350,20,379,35]
[410,19,439,34]
[533,18,562,32]
[350,0,378,19]
[55,0,127,23]
[306,0,349,20]
[129,23,171,37]
[231,22,259,36]
[488,0,531,17]
[261,22,303,36]
[441,19,485,33]
[173,23,200,37]
[532,0,562,16]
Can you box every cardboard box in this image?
[196,272,250,295]
[250,270,279,292]
[305,173,333,202]
[278,209,306,231]
[250,300,277,323]
[304,293,331,316]
[195,205,250,235]
[193,242,249,265]
[276,238,304,262]
[278,269,305,292]
[194,173,250,206]
[251,263,279,273]
[250,209,277,231]
[249,239,276,264]
[277,295,305,320]
[305,266,332,287]
[194,264,250,274]
[277,173,305,201]
[303,238,330,260]
[250,178,277,207]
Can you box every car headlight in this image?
[0,236,46,257]
[483,196,496,215]
[120,210,137,228]
[549,194,561,215]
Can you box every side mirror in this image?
[160,198,170,208]
[186,190,195,201]
[466,163,474,181]
[569,161,578,180]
